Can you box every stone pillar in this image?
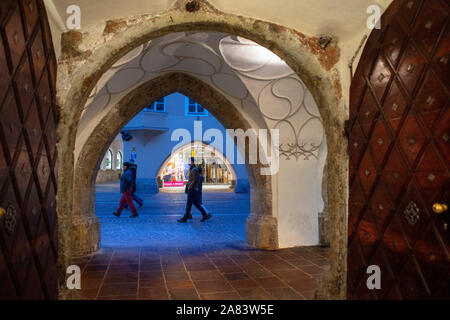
[246,214,278,249]
[319,162,330,246]
[71,215,101,257]
[245,175,278,249]
[95,169,121,184]
[71,185,101,257]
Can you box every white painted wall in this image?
[276,140,327,246]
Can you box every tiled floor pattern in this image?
[73,245,330,300]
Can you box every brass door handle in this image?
[432,203,448,214]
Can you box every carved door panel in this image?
[349,0,449,299]
[0,0,58,299]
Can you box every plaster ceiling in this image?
[44,0,393,56]
[75,31,325,162]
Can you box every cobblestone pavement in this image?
[74,182,330,300]
[95,182,250,248]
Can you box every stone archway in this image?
[72,72,277,256]
[56,0,347,299]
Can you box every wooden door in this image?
[348,0,449,299]
[0,0,58,299]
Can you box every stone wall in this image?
[95,170,122,184]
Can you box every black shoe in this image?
[200,214,212,222]
[113,212,121,217]
[187,214,192,220]
[130,214,138,218]
[138,203,143,208]
[178,217,188,223]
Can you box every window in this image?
[146,97,165,112]
[116,151,122,170]
[185,97,208,116]
[105,149,113,170]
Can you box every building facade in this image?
[96,134,123,183]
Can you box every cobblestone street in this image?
[95,182,250,248]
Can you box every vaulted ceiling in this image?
[44,0,392,57]
[43,0,393,160]
[74,31,325,161]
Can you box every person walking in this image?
[128,159,144,208]
[113,162,139,218]
[187,165,210,220]
[197,166,210,216]
[178,158,212,223]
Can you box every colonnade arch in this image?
[56,0,347,299]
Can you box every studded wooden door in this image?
[348,0,449,299]
[0,0,58,299]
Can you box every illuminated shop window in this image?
[146,97,165,112]
[159,144,232,188]
[116,151,122,170]
[105,149,113,170]
[185,97,208,116]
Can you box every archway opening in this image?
[93,91,252,249]
[68,28,335,299]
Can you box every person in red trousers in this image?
[113,162,138,218]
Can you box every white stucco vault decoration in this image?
[75,32,326,163]
[55,0,348,300]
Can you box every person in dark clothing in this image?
[124,159,143,208]
[186,165,210,220]
[178,158,212,223]
[197,166,204,204]
[113,162,138,218]
[197,166,210,215]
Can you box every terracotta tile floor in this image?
[72,245,330,300]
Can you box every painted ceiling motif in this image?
[77,31,325,161]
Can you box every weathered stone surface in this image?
[246,214,278,250]
[71,215,101,257]
[60,30,91,61]
[96,170,121,184]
